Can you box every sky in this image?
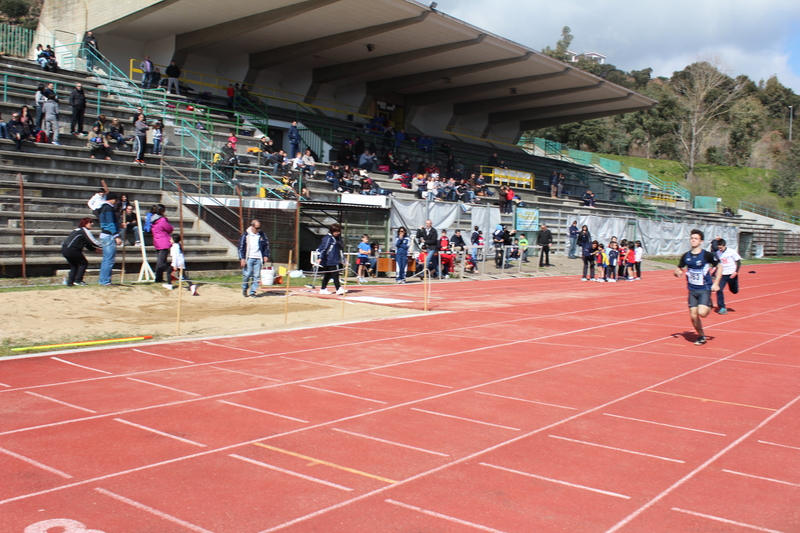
[442,0,800,93]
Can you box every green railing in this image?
[567,148,592,165]
[693,196,718,212]
[0,68,119,116]
[0,24,35,58]
[740,202,800,225]
[598,157,621,174]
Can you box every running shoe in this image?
[581,278,588,281]
[319,289,332,294]
[694,336,707,346]
[336,287,348,295]
[162,284,173,290]
[718,308,727,315]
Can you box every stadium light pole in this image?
[789,105,793,142]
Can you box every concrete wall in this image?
[38,0,162,44]
[738,209,800,233]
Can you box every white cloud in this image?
[441,0,800,91]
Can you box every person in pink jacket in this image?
[150,204,174,283]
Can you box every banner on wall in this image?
[515,208,540,231]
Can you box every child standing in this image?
[606,242,619,282]
[163,234,198,295]
[152,122,163,155]
[634,240,644,279]
[618,239,628,279]
[625,242,637,280]
[357,234,370,284]
[595,244,608,282]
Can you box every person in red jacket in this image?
[150,204,174,283]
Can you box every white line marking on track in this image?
[411,408,520,431]
[0,446,73,478]
[126,377,201,396]
[203,340,261,353]
[133,348,195,363]
[95,488,217,533]
[475,391,577,410]
[385,499,508,533]
[602,413,726,436]
[280,356,351,370]
[208,366,282,381]
[229,454,353,491]
[0,382,11,387]
[480,462,630,499]
[605,389,800,532]
[722,469,800,488]
[114,418,206,447]
[548,435,685,463]
[50,357,112,375]
[671,507,786,533]
[368,372,453,388]
[24,391,96,413]
[300,385,387,404]
[217,400,308,423]
[332,428,449,456]
[758,440,800,452]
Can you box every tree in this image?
[771,144,800,198]
[727,95,767,166]
[671,60,745,180]
[543,26,573,62]
[0,0,29,21]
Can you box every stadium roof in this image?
[94,0,657,133]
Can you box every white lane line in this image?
[368,372,453,389]
[203,341,261,354]
[208,366,282,382]
[602,413,726,436]
[126,377,201,396]
[300,385,387,404]
[217,400,308,423]
[133,348,195,364]
[0,446,73,478]
[722,469,800,488]
[476,391,577,410]
[114,418,206,447]
[605,390,800,533]
[758,440,800,452]
[0,382,11,387]
[548,435,685,463]
[50,357,112,375]
[671,508,786,533]
[385,499,507,533]
[332,428,449,457]
[229,454,353,491]
[95,488,217,533]
[411,408,520,431]
[281,356,351,370]
[480,462,630,500]
[24,391,96,413]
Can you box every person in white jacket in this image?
[163,234,197,295]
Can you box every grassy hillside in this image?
[598,154,795,215]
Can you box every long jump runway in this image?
[2,263,799,532]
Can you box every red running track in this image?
[1,264,799,533]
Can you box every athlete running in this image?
[674,229,722,345]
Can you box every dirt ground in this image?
[0,283,418,351]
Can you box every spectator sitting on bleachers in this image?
[268,149,289,176]
[19,105,35,139]
[474,174,492,197]
[259,136,275,154]
[302,149,316,178]
[8,112,28,151]
[326,163,343,192]
[220,141,237,166]
[442,177,458,202]
[36,44,49,69]
[107,118,126,149]
[94,114,107,133]
[582,189,597,207]
[0,113,7,139]
[457,179,477,203]
[358,150,376,172]
[87,125,111,160]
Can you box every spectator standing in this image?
[238,219,270,297]
[42,95,61,145]
[61,218,101,286]
[519,233,530,263]
[288,120,301,158]
[97,192,122,286]
[120,204,139,246]
[471,225,481,260]
[487,153,500,167]
[150,204,174,284]
[84,31,98,70]
[568,220,579,258]
[140,55,155,89]
[557,172,565,198]
[134,113,148,164]
[34,84,46,129]
[69,83,86,135]
[316,223,346,295]
[394,227,410,284]
[226,84,235,109]
[537,224,553,267]
[416,219,439,274]
[577,225,594,281]
[165,60,181,95]
[634,240,644,279]
[152,122,163,155]
[549,171,558,198]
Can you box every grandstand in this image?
[0,0,797,278]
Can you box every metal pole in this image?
[237,186,244,235]
[18,173,26,281]
[178,183,185,246]
[790,106,794,143]
[284,250,292,325]
[176,268,184,335]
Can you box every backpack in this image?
[35,130,48,143]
